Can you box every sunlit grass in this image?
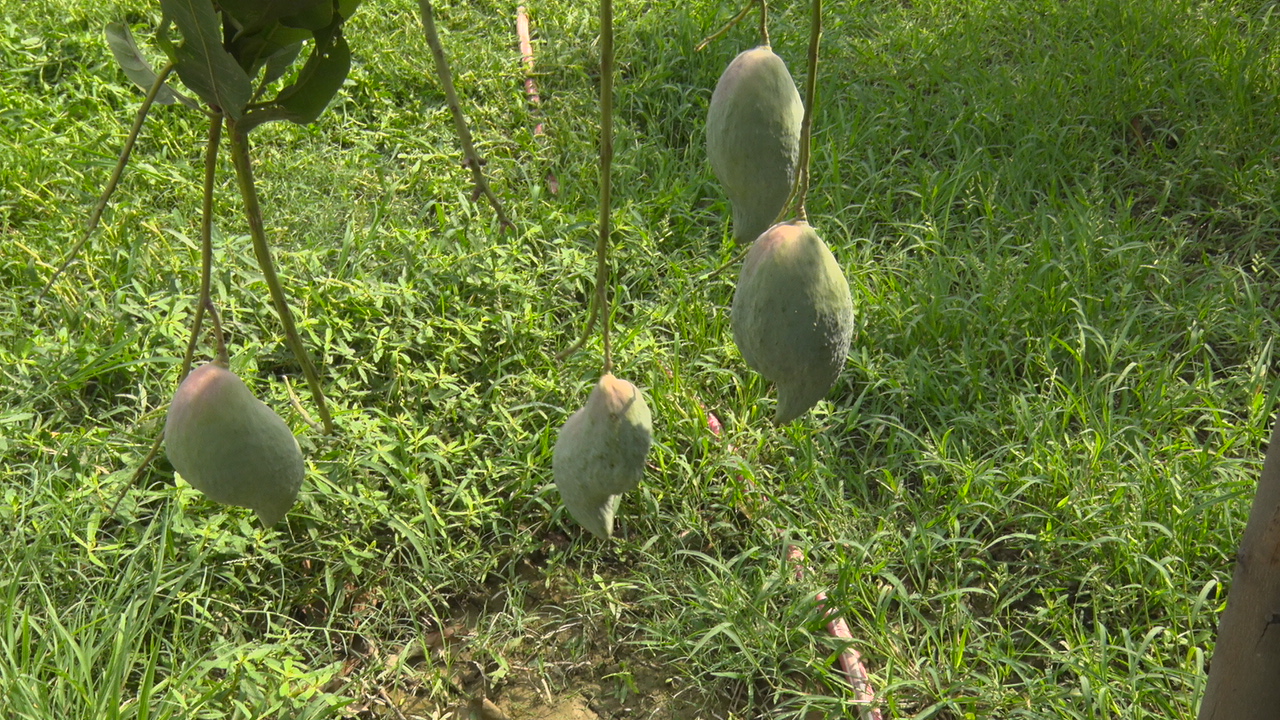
[3,0,1280,717]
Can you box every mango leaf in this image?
[229,21,311,75]
[261,41,303,88]
[104,22,199,108]
[337,0,362,19]
[219,0,328,36]
[160,0,252,118]
[155,17,178,63]
[280,0,333,31]
[272,30,349,124]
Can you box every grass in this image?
[3,0,1280,717]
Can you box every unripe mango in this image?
[164,363,305,527]
[731,221,855,424]
[552,374,653,539]
[706,45,803,244]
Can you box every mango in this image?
[552,374,653,539]
[706,45,804,244]
[164,363,305,527]
[731,221,855,424]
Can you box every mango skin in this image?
[164,363,305,527]
[706,45,803,245]
[552,374,653,539]
[731,222,855,424]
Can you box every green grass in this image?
[4,0,1280,717]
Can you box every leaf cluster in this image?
[107,0,361,130]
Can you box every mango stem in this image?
[226,120,335,435]
[598,0,614,375]
[417,0,514,231]
[555,0,615,373]
[178,112,224,384]
[696,0,769,51]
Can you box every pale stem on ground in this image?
[517,7,558,195]
[786,544,883,720]
[226,120,335,435]
[417,0,514,230]
[516,6,543,136]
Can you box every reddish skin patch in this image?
[706,411,722,437]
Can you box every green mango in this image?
[552,374,653,539]
[706,45,803,245]
[732,221,855,424]
[164,363,305,527]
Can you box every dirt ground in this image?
[338,542,731,720]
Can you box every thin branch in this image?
[696,0,769,52]
[205,297,229,368]
[780,0,822,223]
[109,111,223,517]
[554,291,599,362]
[226,120,335,434]
[417,0,513,231]
[108,434,163,517]
[703,244,752,281]
[598,0,614,375]
[177,111,224,384]
[40,62,177,301]
[283,375,323,432]
[555,0,615,372]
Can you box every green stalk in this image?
[759,0,770,46]
[705,0,822,280]
[207,298,229,368]
[791,0,822,221]
[109,111,224,516]
[226,120,335,435]
[178,112,223,384]
[598,0,614,374]
[417,0,513,230]
[555,0,615,372]
[696,0,769,51]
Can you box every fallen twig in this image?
[516,6,558,195]
[516,6,543,135]
[785,544,883,720]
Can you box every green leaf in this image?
[261,41,303,88]
[105,22,183,105]
[280,0,333,31]
[160,0,253,118]
[337,0,362,19]
[229,22,311,75]
[155,17,178,63]
[219,0,328,36]
[272,30,350,124]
